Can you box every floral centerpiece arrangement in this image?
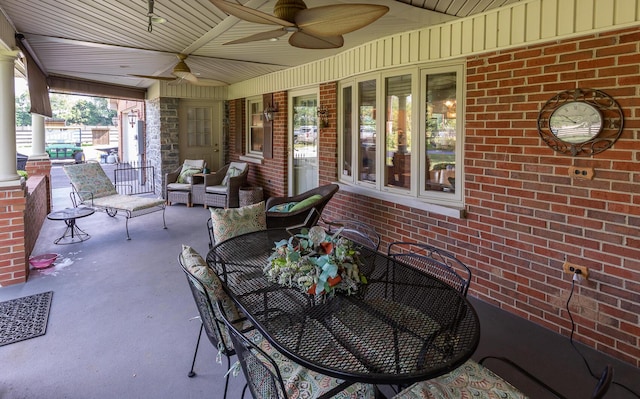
[265,226,367,296]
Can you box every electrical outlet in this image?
[563,261,589,280]
[568,166,594,180]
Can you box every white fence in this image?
[15,126,119,146]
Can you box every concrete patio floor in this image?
[1,164,639,398]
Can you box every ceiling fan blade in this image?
[210,0,294,27]
[224,29,288,45]
[295,4,389,37]
[130,74,176,81]
[288,31,343,49]
[191,78,229,86]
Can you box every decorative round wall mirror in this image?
[537,89,623,156]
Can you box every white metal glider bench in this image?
[63,162,167,240]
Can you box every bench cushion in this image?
[92,194,165,212]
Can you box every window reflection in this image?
[425,72,456,193]
[358,80,376,183]
[385,74,412,190]
[342,86,353,177]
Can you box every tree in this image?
[67,97,116,125]
[15,92,31,126]
[15,92,117,126]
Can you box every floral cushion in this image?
[210,201,267,244]
[394,359,528,399]
[63,162,118,201]
[243,327,377,399]
[91,194,164,212]
[181,245,241,349]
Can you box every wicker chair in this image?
[164,159,207,207]
[265,184,339,229]
[203,162,249,208]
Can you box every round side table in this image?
[47,207,95,244]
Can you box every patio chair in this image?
[392,358,613,399]
[322,218,381,251]
[63,161,166,240]
[391,359,528,399]
[265,184,339,229]
[179,245,253,399]
[164,159,207,207]
[203,162,249,208]
[215,298,379,399]
[387,242,471,296]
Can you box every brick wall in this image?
[24,176,48,263]
[0,182,27,286]
[319,82,338,185]
[227,27,640,366]
[25,158,51,213]
[326,27,640,366]
[230,93,289,199]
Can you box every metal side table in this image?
[47,207,95,244]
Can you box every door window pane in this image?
[358,80,376,183]
[187,107,212,147]
[425,72,457,194]
[292,95,318,194]
[384,74,412,190]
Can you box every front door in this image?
[289,90,319,195]
[178,100,223,171]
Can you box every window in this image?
[247,97,263,155]
[339,63,464,209]
[186,107,212,146]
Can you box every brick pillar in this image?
[0,181,28,286]
[26,157,52,213]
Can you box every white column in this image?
[0,51,21,184]
[30,113,48,157]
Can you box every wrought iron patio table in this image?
[207,228,480,385]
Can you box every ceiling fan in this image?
[210,0,389,49]
[130,53,227,86]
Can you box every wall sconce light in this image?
[263,102,278,122]
[317,105,329,128]
[128,110,138,128]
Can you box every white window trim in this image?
[338,61,466,218]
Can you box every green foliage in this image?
[15,92,32,126]
[18,170,28,180]
[15,92,116,126]
[67,97,116,125]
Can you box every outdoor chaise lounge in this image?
[63,162,167,240]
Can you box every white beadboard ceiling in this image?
[0,0,523,95]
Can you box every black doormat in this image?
[0,291,53,347]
